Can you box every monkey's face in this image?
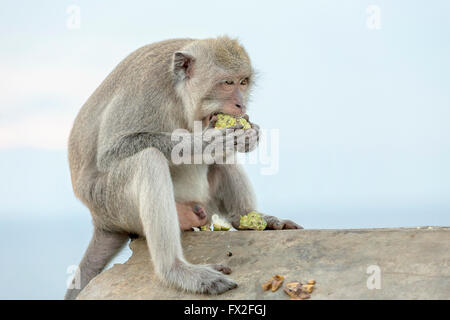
[200,75,251,121]
[173,37,254,125]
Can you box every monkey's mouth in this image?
[203,112,248,128]
[207,112,241,120]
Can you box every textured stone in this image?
[78,227,450,300]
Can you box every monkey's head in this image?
[172,36,254,125]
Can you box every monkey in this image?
[64,36,301,300]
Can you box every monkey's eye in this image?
[224,80,234,85]
[240,78,249,86]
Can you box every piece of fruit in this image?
[239,211,267,230]
[271,275,285,292]
[261,274,285,292]
[261,280,273,291]
[284,281,314,300]
[284,282,303,298]
[214,113,251,130]
[211,214,231,231]
[303,284,314,293]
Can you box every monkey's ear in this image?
[173,51,195,80]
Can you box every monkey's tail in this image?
[64,228,129,300]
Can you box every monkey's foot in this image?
[165,261,237,295]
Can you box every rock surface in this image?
[78,227,450,300]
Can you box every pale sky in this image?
[1,0,450,300]
[1,0,449,225]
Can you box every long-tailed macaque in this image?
[65,36,301,300]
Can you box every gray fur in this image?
[65,36,299,300]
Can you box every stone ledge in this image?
[78,227,450,299]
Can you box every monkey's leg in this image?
[130,148,237,294]
[64,228,129,300]
[208,164,302,230]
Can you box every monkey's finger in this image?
[221,131,242,148]
[243,142,258,153]
[244,127,258,135]
[243,114,249,121]
[237,129,258,152]
[202,116,212,127]
[263,215,285,230]
[237,137,257,153]
[251,122,260,131]
[223,128,244,140]
[207,115,219,129]
[269,221,285,230]
[233,128,246,138]
[264,216,303,230]
[282,219,303,229]
[248,126,260,144]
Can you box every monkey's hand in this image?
[231,213,303,230]
[204,114,259,155]
[202,116,246,161]
[237,114,260,153]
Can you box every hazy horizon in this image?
[1,0,449,299]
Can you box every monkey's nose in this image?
[235,104,243,109]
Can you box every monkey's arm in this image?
[99,132,172,168]
[98,132,186,170]
[97,130,238,171]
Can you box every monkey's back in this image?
[68,38,195,204]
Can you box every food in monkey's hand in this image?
[239,211,267,230]
[262,274,285,292]
[199,224,210,231]
[214,113,251,130]
[211,214,231,231]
